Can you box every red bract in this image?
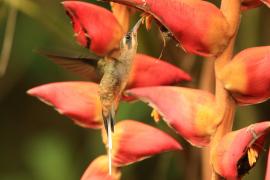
[218,46,270,105]
[81,155,121,180]
[106,0,230,57]
[62,1,124,56]
[126,87,220,147]
[128,54,191,89]
[102,120,181,166]
[27,82,102,129]
[211,121,270,179]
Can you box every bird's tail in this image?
[102,106,115,175]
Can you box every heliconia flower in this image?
[266,149,270,180]
[106,0,230,57]
[62,1,124,56]
[127,54,191,89]
[27,54,190,128]
[102,120,182,166]
[218,46,270,105]
[125,87,220,147]
[81,155,121,180]
[211,121,270,180]
[27,82,102,129]
[241,0,270,10]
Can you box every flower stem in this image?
[210,0,241,179]
[0,6,17,77]
[200,59,215,180]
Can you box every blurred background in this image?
[0,0,269,179]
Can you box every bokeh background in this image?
[0,0,269,179]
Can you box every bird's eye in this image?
[125,34,131,40]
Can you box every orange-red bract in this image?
[107,0,230,57]
[126,87,220,147]
[218,46,270,105]
[27,82,102,129]
[81,155,121,180]
[102,120,182,166]
[128,54,191,89]
[211,121,270,179]
[62,1,124,56]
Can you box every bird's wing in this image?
[37,50,102,82]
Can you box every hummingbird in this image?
[37,18,142,174]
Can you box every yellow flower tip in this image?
[151,109,161,122]
[141,13,153,31]
[247,147,259,167]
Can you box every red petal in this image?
[102,120,181,166]
[108,0,230,57]
[125,87,219,147]
[212,121,270,179]
[62,1,124,56]
[127,54,191,89]
[219,46,270,105]
[27,82,102,129]
[81,155,121,180]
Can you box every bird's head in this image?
[120,18,142,51]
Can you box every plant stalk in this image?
[0,6,17,76]
[200,59,215,180]
[210,0,241,179]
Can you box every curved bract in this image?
[219,46,270,105]
[211,121,270,179]
[62,1,124,56]
[102,120,182,166]
[128,54,191,89]
[27,82,102,129]
[126,86,220,147]
[106,0,231,57]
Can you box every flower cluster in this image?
[28,1,270,179]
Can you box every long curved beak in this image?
[131,18,143,34]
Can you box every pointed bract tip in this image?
[28,82,102,129]
[126,54,191,91]
[103,120,182,167]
